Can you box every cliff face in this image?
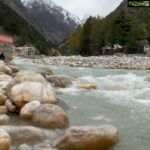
[3,0,80,44]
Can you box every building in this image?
[15,46,36,57]
[0,35,14,62]
[139,40,150,54]
[102,44,123,55]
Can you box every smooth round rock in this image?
[32,104,69,129]
[0,128,11,150]
[56,125,118,150]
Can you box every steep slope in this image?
[0,0,52,55]
[68,0,150,55]
[21,0,80,44]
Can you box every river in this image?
[14,59,150,150]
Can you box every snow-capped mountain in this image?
[20,0,80,44]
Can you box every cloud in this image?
[52,0,123,19]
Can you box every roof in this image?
[0,35,13,44]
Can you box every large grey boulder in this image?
[46,75,73,88]
[10,82,57,108]
[36,66,54,77]
[32,104,69,129]
[56,125,118,150]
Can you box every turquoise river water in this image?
[14,59,150,150]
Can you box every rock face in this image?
[56,125,118,150]
[0,128,11,150]
[32,104,69,129]
[77,84,97,90]
[21,0,79,44]
[10,82,57,108]
[46,75,73,88]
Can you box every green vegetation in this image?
[128,1,149,7]
[0,1,53,55]
[68,7,150,55]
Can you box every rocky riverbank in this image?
[0,60,119,150]
[19,55,150,70]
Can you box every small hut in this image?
[15,46,36,57]
[139,40,150,54]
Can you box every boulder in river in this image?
[46,75,73,88]
[0,126,52,143]
[37,66,54,77]
[0,63,12,75]
[10,82,57,108]
[32,104,69,129]
[76,84,97,90]
[0,128,11,150]
[14,70,47,84]
[5,99,16,113]
[0,92,7,105]
[8,65,20,73]
[0,106,8,114]
[0,72,13,82]
[20,101,41,119]
[56,125,118,150]
[17,144,32,150]
[0,114,9,125]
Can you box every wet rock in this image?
[33,140,53,149]
[56,125,118,150]
[10,82,57,108]
[37,66,54,77]
[20,101,41,119]
[144,77,150,82]
[0,93,7,105]
[46,75,72,88]
[18,142,56,150]
[0,128,11,150]
[0,63,12,75]
[5,99,16,113]
[57,98,70,112]
[17,144,32,150]
[8,65,20,73]
[32,104,69,129]
[76,84,97,90]
[0,114,9,125]
[0,126,51,143]
[0,106,8,114]
[14,70,47,84]
[0,73,13,82]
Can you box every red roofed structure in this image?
[0,35,14,62]
[0,35,13,43]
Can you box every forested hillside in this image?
[68,0,150,56]
[0,1,53,55]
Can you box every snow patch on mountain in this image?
[21,0,81,24]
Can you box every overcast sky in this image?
[53,0,123,19]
